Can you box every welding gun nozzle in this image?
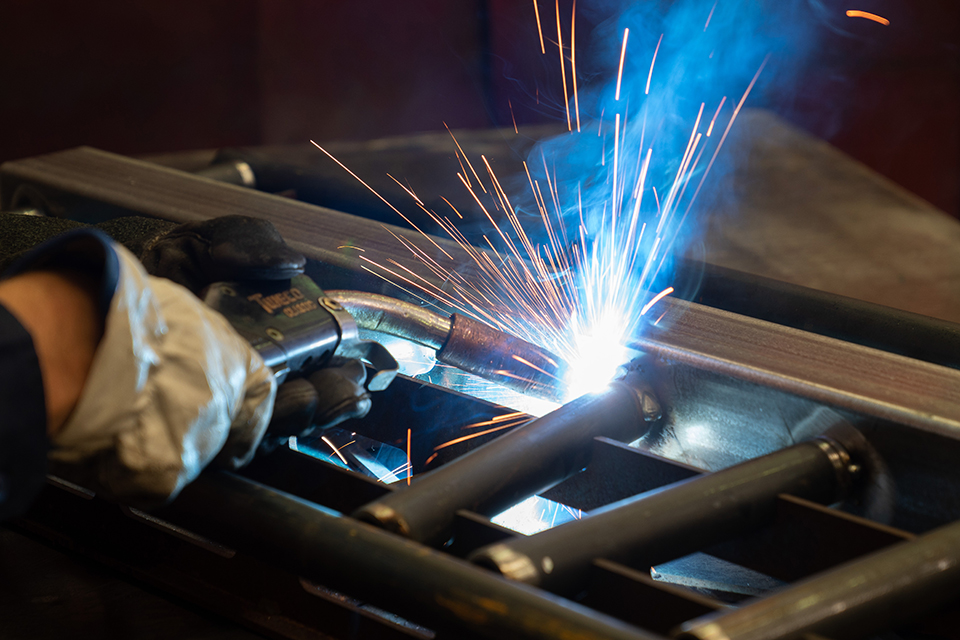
[437,314,567,402]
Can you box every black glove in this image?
[261,358,372,451]
[138,215,307,295]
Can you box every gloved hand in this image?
[262,358,372,451]
[50,242,276,506]
[136,215,373,445]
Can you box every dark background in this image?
[0,0,957,216]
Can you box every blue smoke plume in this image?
[506,0,822,395]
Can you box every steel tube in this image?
[470,425,866,596]
[676,518,960,640]
[353,373,657,546]
[160,471,663,640]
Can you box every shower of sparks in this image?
[845,10,890,25]
[311,19,767,403]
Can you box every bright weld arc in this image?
[845,10,890,25]
[315,24,767,416]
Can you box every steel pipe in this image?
[353,373,659,546]
[160,471,663,640]
[469,424,867,596]
[676,517,960,640]
[327,290,567,401]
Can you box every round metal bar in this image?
[353,373,656,546]
[470,425,866,596]
[677,517,960,640]
[161,471,663,640]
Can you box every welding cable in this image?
[326,290,566,402]
[676,517,960,640]
[353,371,662,546]
[469,423,868,596]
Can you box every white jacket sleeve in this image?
[50,243,276,505]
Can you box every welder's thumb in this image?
[50,243,276,507]
[139,215,306,295]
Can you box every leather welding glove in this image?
[135,214,321,441]
[138,215,306,296]
[50,241,276,506]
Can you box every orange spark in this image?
[641,286,675,315]
[406,428,412,486]
[425,452,438,466]
[704,1,717,31]
[512,354,562,380]
[460,411,529,430]
[533,0,546,53]
[615,28,629,101]
[508,99,519,134]
[571,0,580,131]
[434,420,527,451]
[321,436,351,465]
[336,245,365,251]
[556,0,571,131]
[646,34,663,95]
[845,10,889,25]
[310,141,453,260]
[705,96,726,137]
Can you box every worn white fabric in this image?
[50,243,276,504]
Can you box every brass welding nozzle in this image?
[437,314,567,403]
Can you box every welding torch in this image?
[204,279,568,403]
[324,290,568,402]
